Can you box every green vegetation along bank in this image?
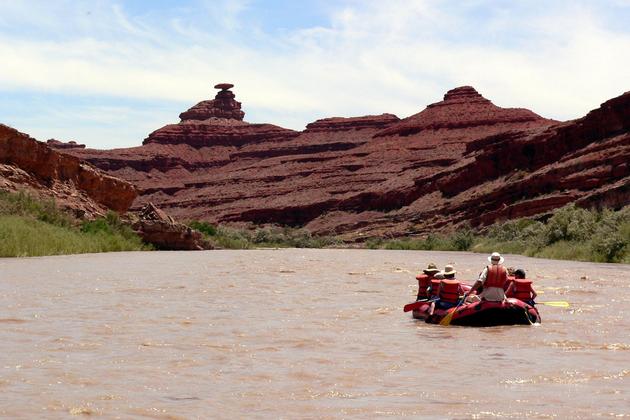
[0,191,150,257]
[1,189,628,263]
[188,221,341,250]
[368,204,630,264]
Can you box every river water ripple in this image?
[1,249,629,418]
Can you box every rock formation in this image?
[143,84,296,148]
[131,202,211,250]
[0,124,136,217]
[55,84,630,240]
[178,83,245,121]
[46,139,86,149]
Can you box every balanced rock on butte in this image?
[143,84,297,148]
[51,84,630,240]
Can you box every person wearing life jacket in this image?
[468,252,508,302]
[505,268,537,305]
[428,266,466,314]
[415,262,440,300]
[427,273,444,299]
[442,264,457,280]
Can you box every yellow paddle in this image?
[439,294,467,326]
[537,301,570,308]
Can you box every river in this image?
[1,249,628,418]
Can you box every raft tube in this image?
[424,298,541,326]
[405,298,541,326]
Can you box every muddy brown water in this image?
[0,249,629,418]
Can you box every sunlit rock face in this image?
[55,85,630,239]
[0,123,136,217]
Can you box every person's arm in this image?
[505,281,514,297]
[472,267,488,294]
[531,286,537,300]
[468,280,483,295]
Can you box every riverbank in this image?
[1,249,628,418]
[0,191,149,257]
[1,190,628,263]
[188,204,630,263]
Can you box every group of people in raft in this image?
[415,252,538,314]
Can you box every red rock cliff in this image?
[0,124,137,216]
[54,85,629,239]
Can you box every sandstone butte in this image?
[41,84,630,240]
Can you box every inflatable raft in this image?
[406,298,540,326]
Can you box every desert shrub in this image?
[542,204,598,245]
[209,225,339,249]
[366,237,384,249]
[212,226,252,249]
[486,218,543,242]
[450,226,475,251]
[590,233,627,263]
[188,221,217,236]
[82,211,145,244]
[372,204,628,263]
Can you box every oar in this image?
[439,294,467,326]
[537,301,570,308]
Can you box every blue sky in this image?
[1,0,629,148]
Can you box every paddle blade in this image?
[539,301,570,308]
[439,308,456,326]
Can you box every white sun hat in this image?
[487,252,504,264]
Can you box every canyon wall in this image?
[53,84,629,239]
[0,124,137,217]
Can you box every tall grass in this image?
[374,204,630,263]
[186,221,341,249]
[0,190,149,257]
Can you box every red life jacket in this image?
[439,279,460,303]
[504,276,515,291]
[416,274,431,298]
[513,279,534,301]
[485,265,507,289]
[429,279,441,297]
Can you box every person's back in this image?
[428,278,442,299]
[474,252,508,302]
[436,279,462,309]
[416,262,440,300]
[506,268,537,304]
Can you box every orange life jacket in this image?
[504,276,515,291]
[439,279,461,303]
[416,274,431,298]
[485,265,507,289]
[512,279,534,301]
[429,279,442,297]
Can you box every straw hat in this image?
[423,262,440,274]
[487,252,505,264]
[443,264,457,276]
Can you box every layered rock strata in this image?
[0,124,136,217]
[56,85,630,239]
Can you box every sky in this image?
[1,0,629,149]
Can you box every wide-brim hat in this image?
[443,264,456,275]
[488,252,505,264]
[423,262,440,274]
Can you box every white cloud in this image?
[0,0,629,148]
